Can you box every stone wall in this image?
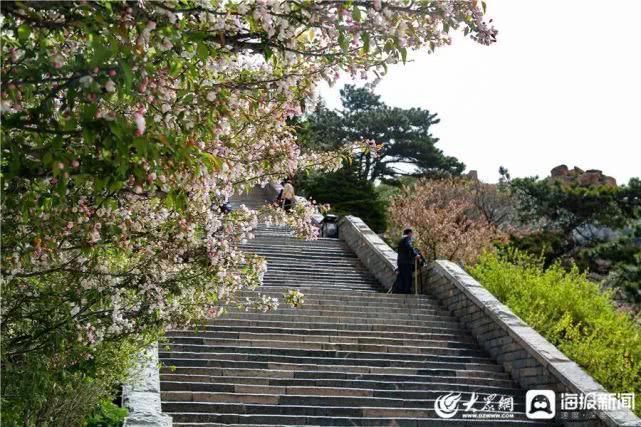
[265,181,282,200]
[339,215,640,427]
[122,346,172,426]
[338,215,398,291]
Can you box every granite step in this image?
[166,326,478,343]
[162,338,485,356]
[161,367,520,395]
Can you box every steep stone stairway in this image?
[159,188,555,426]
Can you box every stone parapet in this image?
[122,345,172,426]
[338,215,398,291]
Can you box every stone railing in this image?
[338,215,640,427]
[122,346,172,426]
[338,216,397,291]
[265,181,282,200]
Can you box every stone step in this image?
[259,284,381,293]
[225,307,457,322]
[242,291,441,307]
[261,274,374,283]
[216,313,462,329]
[262,265,375,276]
[260,280,379,289]
[248,254,360,264]
[167,327,477,343]
[257,250,362,259]
[262,272,376,281]
[161,390,528,409]
[163,340,488,358]
[246,302,448,315]
[161,367,520,394]
[243,240,352,248]
[243,247,358,257]
[166,337,485,356]
[160,369,515,391]
[247,254,357,262]
[262,263,372,273]
[160,346,494,365]
[263,280,379,291]
[163,403,538,422]
[241,287,423,300]
[160,360,504,378]
[159,354,502,372]
[165,331,477,348]
[247,240,346,245]
[263,261,373,271]
[201,319,466,335]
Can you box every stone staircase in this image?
[159,188,556,426]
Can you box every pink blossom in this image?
[134,112,145,136]
[104,79,116,93]
[52,54,64,69]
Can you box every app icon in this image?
[526,390,556,420]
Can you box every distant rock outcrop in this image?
[549,164,617,187]
[466,170,479,181]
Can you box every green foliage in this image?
[85,400,128,427]
[2,335,137,426]
[470,251,641,415]
[511,177,641,237]
[507,230,571,267]
[295,165,388,232]
[510,177,641,304]
[299,86,464,183]
[589,224,641,303]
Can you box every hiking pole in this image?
[414,258,418,296]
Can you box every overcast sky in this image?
[319,0,640,185]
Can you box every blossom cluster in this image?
[1,1,495,357]
[388,178,505,266]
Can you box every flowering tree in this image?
[388,178,504,265]
[1,0,496,421]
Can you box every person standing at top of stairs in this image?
[278,179,295,212]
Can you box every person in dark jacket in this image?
[395,228,421,294]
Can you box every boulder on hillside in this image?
[547,165,617,188]
[466,170,479,181]
[578,171,602,187]
[551,164,569,177]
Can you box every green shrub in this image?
[470,250,641,415]
[295,166,388,232]
[85,399,128,427]
[1,328,142,426]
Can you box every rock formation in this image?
[549,164,617,187]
